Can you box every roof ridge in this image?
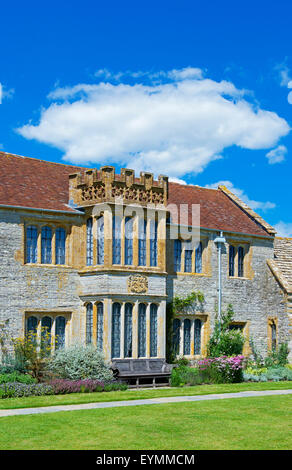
[0,151,88,170]
[276,236,292,241]
[218,185,276,236]
[267,259,292,294]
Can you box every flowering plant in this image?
[197,355,246,383]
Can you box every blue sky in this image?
[1,0,292,235]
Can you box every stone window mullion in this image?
[120,303,125,359]
[37,227,42,264]
[190,319,195,356]
[179,318,184,356]
[52,227,56,265]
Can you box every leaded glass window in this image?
[195,242,202,273]
[184,241,192,273]
[173,318,181,355]
[229,245,235,277]
[183,319,191,355]
[124,303,133,358]
[138,303,146,357]
[112,216,121,265]
[138,219,147,266]
[96,302,103,350]
[26,316,38,336]
[41,316,52,355]
[125,217,133,265]
[150,304,158,357]
[194,319,202,355]
[271,321,277,351]
[55,228,66,265]
[41,226,52,264]
[112,303,121,358]
[97,216,104,265]
[86,219,93,266]
[26,226,38,263]
[55,316,66,350]
[238,246,244,277]
[150,219,158,267]
[86,303,93,345]
[174,240,182,272]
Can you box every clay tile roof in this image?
[167,182,272,237]
[0,152,84,212]
[0,151,274,236]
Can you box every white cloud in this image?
[274,221,292,238]
[205,180,276,212]
[17,68,290,177]
[0,83,14,104]
[288,80,292,105]
[266,145,287,164]
[169,176,188,185]
[275,63,292,104]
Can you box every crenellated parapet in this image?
[69,166,168,208]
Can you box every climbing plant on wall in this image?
[166,291,205,363]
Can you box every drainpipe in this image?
[214,231,226,334]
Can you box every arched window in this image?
[41,316,52,355]
[86,219,93,266]
[86,303,93,345]
[124,303,133,358]
[26,316,38,341]
[55,228,66,265]
[125,217,134,265]
[194,319,202,355]
[150,304,158,357]
[150,219,158,267]
[97,216,104,265]
[96,302,103,350]
[112,216,122,264]
[183,319,191,355]
[138,219,147,266]
[229,245,235,277]
[238,246,244,277]
[138,303,147,357]
[26,226,38,263]
[55,316,66,350]
[184,241,192,273]
[112,302,121,358]
[174,240,182,272]
[41,226,52,264]
[195,242,202,273]
[173,318,181,356]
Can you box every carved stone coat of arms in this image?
[127,274,148,293]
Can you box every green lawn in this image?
[0,395,291,450]
[0,381,291,410]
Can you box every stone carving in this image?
[69,166,168,208]
[128,274,148,293]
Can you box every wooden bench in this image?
[111,359,173,388]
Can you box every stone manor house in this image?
[0,151,291,363]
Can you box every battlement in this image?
[69,165,168,207]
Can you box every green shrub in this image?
[0,382,53,398]
[47,344,114,382]
[171,366,205,387]
[174,357,191,367]
[264,343,290,368]
[243,366,292,382]
[0,372,36,384]
[245,367,268,376]
[207,305,245,357]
